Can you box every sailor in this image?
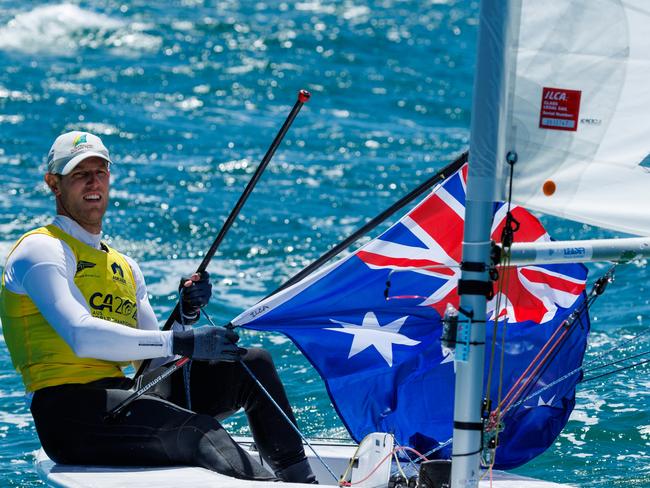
[0,131,316,483]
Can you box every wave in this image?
[0,3,161,56]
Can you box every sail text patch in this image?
[539,87,581,132]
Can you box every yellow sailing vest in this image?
[0,225,138,392]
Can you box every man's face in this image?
[45,157,110,233]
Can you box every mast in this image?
[450,0,515,486]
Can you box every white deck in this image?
[36,439,576,488]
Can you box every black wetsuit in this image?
[30,348,306,480]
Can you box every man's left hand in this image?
[178,271,212,324]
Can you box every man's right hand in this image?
[172,326,240,361]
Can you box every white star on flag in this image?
[440,350,455,364]
[524,395,556,409]
[325,311,420,367]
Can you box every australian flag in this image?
[232,164,589,469]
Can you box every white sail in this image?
[505,0,650,236]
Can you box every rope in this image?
[392,440,421,475]
[497,303,584,419]
[238,359,339,482]
[583,348,650,374]
[339,446,429,487]
[581,326,650,370]
[501,267,615,419]
[421,438,453,459]
[389,438,453,477]
[509,334,650,410]
[483,153,519,469]
[202,309,339,482]
[493,267,614,418]
[498,326,571,416]
[582,358,650,383]
[392,450,408,480]
[509,368,582,411]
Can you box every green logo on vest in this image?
[76,260,96,274]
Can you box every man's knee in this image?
[172,413,222,460]
[241,347,275,371]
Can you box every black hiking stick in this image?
[132,89,311,381]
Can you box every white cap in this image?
[46,131,112,175]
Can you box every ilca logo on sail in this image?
[539,87,582,132]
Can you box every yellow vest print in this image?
[0,225,138,392]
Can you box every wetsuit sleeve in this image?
[6,234,174,361]
[122,255,179,369]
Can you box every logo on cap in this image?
[73,134,88,147]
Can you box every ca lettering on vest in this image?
[89,292,138,323]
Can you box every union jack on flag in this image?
[233,163,590,470]
[356,164,587,323]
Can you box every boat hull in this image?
[36,438,577,488]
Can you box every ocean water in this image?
[0,1,648,486]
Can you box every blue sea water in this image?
[0,1,648,486]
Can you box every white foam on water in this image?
[136,258,196,296]
[0,86,33,102]
[140,257,270,296]
[68,122,134,139]
[0,115,24,125]
[569,391,604,426]
[0,411,32,429]
[616,454,646,461]
[0,390,27,399]
[560,432,586,447]
[572,452,593,458]
[109,189,160,204]
[45,80,92,95]
[171,20,194,31]
[0,3,161,56]
[612,407,638,413]
[638,425,650,438]
[342,5,370,21]
[268,334,290,345]
[106,28,162,55]
[295,2,337,14]
[0,3,121,53]
[175,96,203,111]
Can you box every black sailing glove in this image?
[177,271,212,324]
[172,326,241,361]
